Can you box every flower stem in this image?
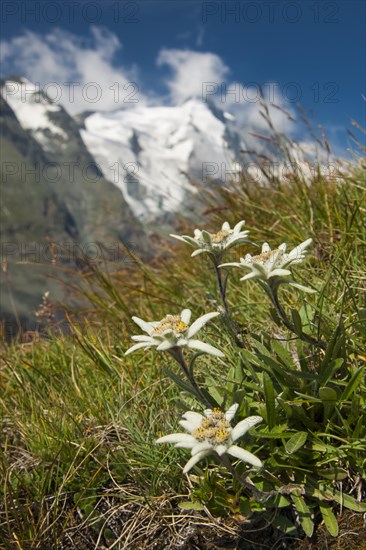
[269,285,326,350]
[218,456,303,502]
[218,455,264,499]
[213,263,245,349]
[170,349,216,408]
[214,263,230,315]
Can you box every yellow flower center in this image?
[210,230,230,244]
[251,248,282,264]
[192,409,231,444]
[152,315,188,335]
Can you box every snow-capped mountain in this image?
[80,99,245,222]
[2,77,248,224]
[2,78,68,151]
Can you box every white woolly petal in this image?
[226,234,249,248]
[183,450,211,474]
[234,220,246,233]
[170,234,196,246]
[227,445,263,468]
[240,272,258,281]
[130,335,155,342]
[222,221,230,231]
[251,262,269,277]
[186,312,220,338]
[175,440,197,449]
[279,243,287,252]
[182,411,204,426]
[262,243,271,253]
[125,342,154,355]
[267,249,283,270]
[177,338,188,346]
[287,238,312,261]
[180,309,192,324]
[156,340,174,351]
[225,403,239,421]
[218,262,242,268]
[186,340,224,357]
[156,433,196,446]
[215,444,228,456]
[169,233,186,242]
[179,420,198,433]
[268,268,292,278]
[230,416,263,442]
[289,282,317,293]
[191,441,214,455]
[191,248,207,257]
[131,316,155,335]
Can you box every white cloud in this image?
[0,26,142,114]
[221,82,295,134]
[1,28,297,145]
[156,49,295,143]
[157,49,230,104]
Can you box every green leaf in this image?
[319,502,338,537]
[318,358,344,387]
[271,340,295,369]
[240,352,261,383]
[103,528,115,541]
[355,309,366,336]
[299,303,315,335]
[265,494,291,508]
[332,491,366,512]
[163,367,196,395]
[319,386,338,418]
[291,494,314,537]
[201,230,211,243]
[272,513,298,534]
[239,497,251,516]
[318,467,348,481]
[269,307,282,327]
[341,366,364,401]
[178,500,204,511]
[263,373,276,430]
[311,485,366,512]
[257,353,296,390]
[319,325,344,377]
[83,503,95,517]
[318,387,338,402]
[205,376,223,405]
[291,308,303,336]
[285,432,308,454]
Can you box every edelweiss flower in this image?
[125,308,224,357]
[156,404,263,473]
[170,221,250,257]
[221,238,315,292]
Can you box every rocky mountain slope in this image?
[1,77,144,333]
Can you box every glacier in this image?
[80,99,245,222]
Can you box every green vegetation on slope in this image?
[1,149,365,549]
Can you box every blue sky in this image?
[1,0,365,154]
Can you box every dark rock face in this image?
[1,79,146,332]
